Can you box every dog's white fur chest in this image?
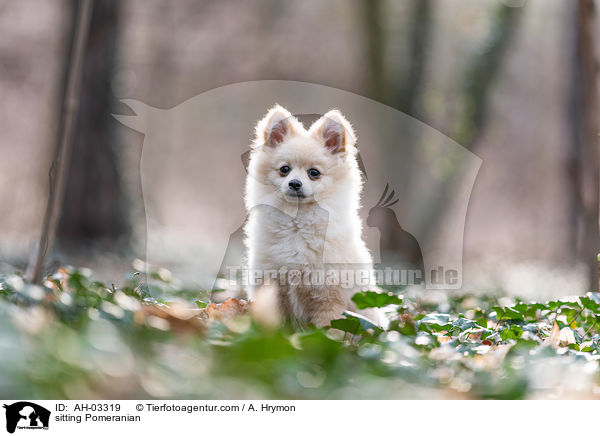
[248,204,329,267]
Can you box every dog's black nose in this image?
[288,179,302,191]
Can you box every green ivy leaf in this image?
[580,296,600,314]
[330,317,361,334]
[420,313,452,332]
[491,306,524,321]
[500,325,523,341]
[453,317,478,330]
[195,299,208,308]
[351,291,402,309]
[512,302,547,319]
[330,311,379,334]
[547,300,581,311]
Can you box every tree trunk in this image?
[57,0,128,245]
[569,0,599,290]
[362,0,385,103]
[396,0,432,117]
[420,4,522,242]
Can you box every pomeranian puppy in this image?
[244,105,386,328]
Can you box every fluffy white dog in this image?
[244,105,386,328]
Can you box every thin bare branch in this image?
[27,0,94,283]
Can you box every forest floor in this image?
[1,264,599,399]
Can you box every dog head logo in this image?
[3,402,50,433]
[114,80,480,291]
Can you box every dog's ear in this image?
[309,110,356,154]
[255,105,296,147]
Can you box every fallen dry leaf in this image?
[135,298,250,334]
[544,321,561,348]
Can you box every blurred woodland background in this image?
[0,0,598,298]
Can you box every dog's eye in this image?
[308,168,321,180]
[279,165,291,176]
